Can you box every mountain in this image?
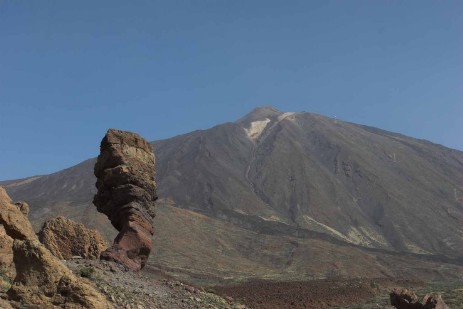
[3,106,463,282]
[154,106,463,256]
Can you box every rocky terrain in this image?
[0,185,249,309]
[0,187,112,308]
[63,258,248,309]
[1,108,462,308]
[1,182,458,308]
[2,107,463,284]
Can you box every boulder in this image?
[390,288,449,309]
[93,129,157,271]
[39,216,108,260]
[422,293,449,309]
[0,187,113,308]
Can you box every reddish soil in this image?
[214,279,379,309]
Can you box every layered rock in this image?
[390,288,449,309]
[0,225,14,296]
[0,187,112,308]
[93,129,157,271]
[39,216,107,260]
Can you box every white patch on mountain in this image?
[244,118,271,140]
[277,112,295,121]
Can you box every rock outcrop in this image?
[390,288,449,309]
[0,187,113,309]
[39,216,108,260]
[13,202,29,216]
[421,294,449,309]
[0,225,14,297]
[93,129,157,271]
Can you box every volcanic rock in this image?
[39,216,107,260]
[0,187,112,308]
[422,294,449,309]
[93,128,157,271]
[390,288,449,309]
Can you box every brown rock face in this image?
[13,202,29,216]
[93,128,157,271]
[38,216,107,260]
[0,187,112,309]
[0,225,14,294]
[390,288,449,309]
[421,294,449,309]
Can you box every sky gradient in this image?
[1,0,462,180]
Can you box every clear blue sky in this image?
[1,0,462,180]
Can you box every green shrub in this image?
[79,267,95,278]
[0,268,12,291]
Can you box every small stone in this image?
[225,296,234,303]
[185,286,196,293]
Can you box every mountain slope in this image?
[155,107,463,256]
[3,106,463,281]
[149,201,463,284]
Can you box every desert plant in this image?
[0,268,13,292]
[79,266,95,278]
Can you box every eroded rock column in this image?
[93,129,157,271]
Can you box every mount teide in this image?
[3,106,463,282]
